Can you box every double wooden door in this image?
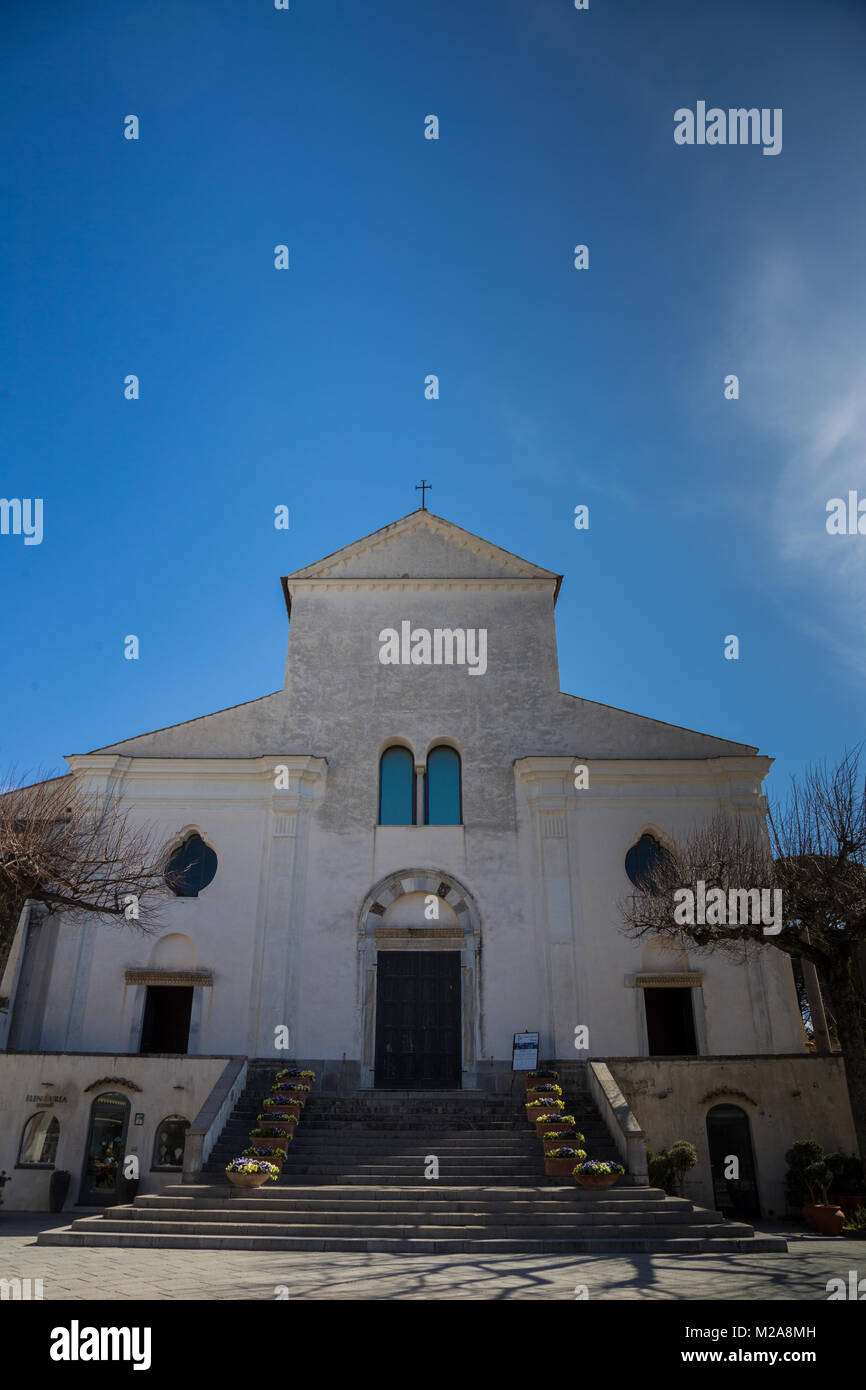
[374,951,461,1089]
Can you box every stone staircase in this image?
[37,1064,787,1254]
[202,1065,621,1186]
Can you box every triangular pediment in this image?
[283,510,560,587]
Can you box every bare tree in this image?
[0,772,174,978]
[619,748,866,1163]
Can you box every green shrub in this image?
[646,1141,697,1197]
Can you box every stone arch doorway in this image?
[79,1091,131,1206]
[706,1103,760,1219]
[358,869,481,1090]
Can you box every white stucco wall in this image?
[5,512,807,1081]
[0,1053,227,1211]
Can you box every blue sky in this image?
[2,0,864,802]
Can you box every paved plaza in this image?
[1,1215,861,1300]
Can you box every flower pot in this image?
[524,1075,556,1090]
[545,1156,581,1177]
[803,1203,845,1235]
[536,1119,571,1139]
[530,1112,567,1134]
[227,1171,271,1190]
[542,1128,569,1150]
[543,1134,583,1153]
[526,1089,562,1104]
[264,1120,297,1133]
[526,1104,561,1124]
[249,1136,289,1152]
[575,1174,621,1190]
[49,1170,71,1213]
[266,1103,301,1119]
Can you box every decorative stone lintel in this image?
[630,972,703,988]
[124,970,213,987]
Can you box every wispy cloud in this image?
[728,248,866,669]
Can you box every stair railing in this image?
[587,1061,648,1184]
[183,1056,248,1183]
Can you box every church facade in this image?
[0,510,856,1215]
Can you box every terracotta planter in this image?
[227,1171,272,1190]
[526,1089,562,1104]
[803,1203,845,1236]
[543,1135,583,1154]
[545,1156,582,1177]
[264,1119,297,1133]
[575,1173,621,1190]
[524,1075,557,1090]
[250,1135,291,1149]
[266,1103,301,1119]
[536,1119,571,1139]
[526,1100,561,1117]
[530,1112,567,1134]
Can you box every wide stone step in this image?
[136,1193,681,1212]
[38,1226,788,1254]
[106,1205,725,1228]
[69,1216,754,1239]
[162,1183,673,1202]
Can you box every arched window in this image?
[18,1112,59,1167]
[165,833,217,897]
[625,833,675,893]
[425,746,462,825]
[152,1116,190,1169]
[378,747,415,826]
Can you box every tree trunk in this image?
[825,958,866,1164]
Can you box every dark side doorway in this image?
[140,985,193,1054]
[706,1103,760,1219]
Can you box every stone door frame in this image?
[357,868,482,1090]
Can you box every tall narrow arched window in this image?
[378,747,415,825]
[165,833,217,898]
[425,746,462,825]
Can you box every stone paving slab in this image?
[0,1214,860,1300]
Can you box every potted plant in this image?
[667,1141,698,1198]
[802,1161,845,1236]
[275,1068,316,1085]
[526,1083,563,1102]
[263,1097,302,1120]
[574,1159,626,1190]
[525,1098,564,1124]
[842,1205,866,1240]
[786,1140,846,1234]
[530,1112,572,1134]
[257,1111,297,1134]
[270,1086,309,1108]
[545,1146,587,1177]
[243,1144,287,1171]
[249,1127,294,1150]
[827,1152,865,1214]
[542,1128,585,1154]
[226,1157,280,1190]
[49,1170,71,1213]
[524,1069,558,1091]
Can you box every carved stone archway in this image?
[358,868,482,1090]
